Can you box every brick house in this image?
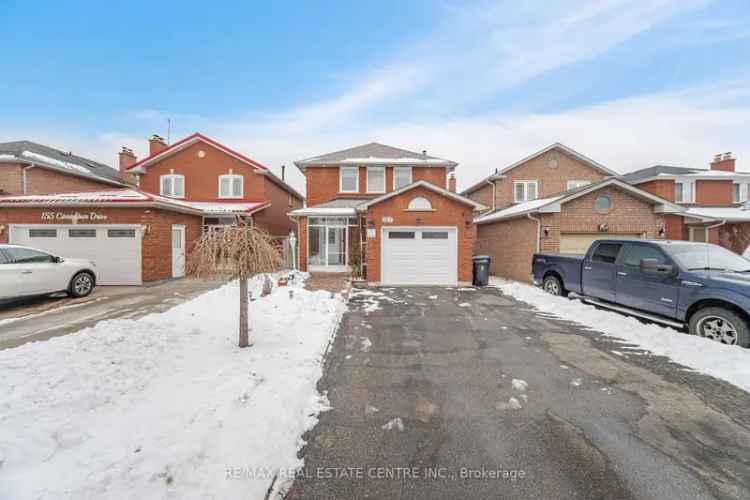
[622,153,750,256]
[0,140,129,195]
[288,143,485,285]
[0,133,303,285]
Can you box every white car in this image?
[0,244,97,301]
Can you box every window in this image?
[733,184,741,203]
[3,247,55,264]
[69,229,96,237]
[388,231,415,239]
[567,180,591,190]
[591,243,622,264]
[366,166,385,193]
[160,174,185,198]
[407,196,433,211]
[393,167,412,189]
[733,183,748,203]
[288,192,293,207]
[594,196,612,214]
[340,166,359,193]
[422,231,448,239]
[622,244,668,268]
[108,229,136,238]
[0,250,9,264]
[674,182,692,203]
[219,174,243,198]
[29,229,57,237]
[513,181,538,202]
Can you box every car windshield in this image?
[668,244,750,272]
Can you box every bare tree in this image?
[188,224,283,347]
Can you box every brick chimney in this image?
[118,147,138,184]
[149,134,168,156]
[710,152,735,172]
[448,171,456,192]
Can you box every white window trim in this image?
[567,180,591,190]
[160,174,185,198]
[339,166,359,193]
[733,181,748,204]
[218,174,244,199]
[393,166,413,190]
[513,180,538,202]
[366,166,386,194]
[674,179,695,204]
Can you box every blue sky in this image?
[2,0,749,193]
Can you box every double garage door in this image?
[381,226,457,285]
[10,225,142,285]
[559,233,644,254]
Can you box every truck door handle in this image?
[617,271,627,276]
[20,271,33,274]
[584,266,592,270]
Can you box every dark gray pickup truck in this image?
[532,239,750,347]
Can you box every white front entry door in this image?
[171,225,186,278]
[381,226,458,285]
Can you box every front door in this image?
[172,225,185,278]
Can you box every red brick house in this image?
[0,133,303,285]
[289,143,485,285]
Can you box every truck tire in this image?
[542,275,565,297]
[689,307,749,347]
[69,271,95,298]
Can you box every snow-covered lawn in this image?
[491,277,750,393]
[0,273,346,499]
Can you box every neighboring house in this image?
[288,143,485,285]
[0,140,128,195]
[622,153,750,255]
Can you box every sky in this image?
[2,0,749,194]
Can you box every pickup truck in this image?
[532,239,750,347]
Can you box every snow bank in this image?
[490,277,750,393]
[0,273,347,499]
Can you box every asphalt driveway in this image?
[287,286,750,500]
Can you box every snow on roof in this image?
[182,201,269,214]
[336,157,451,165]
[0,189,150,203]
[475,195,562,224]
[19,151,119,183]
[288,207,358,216]
[684,206,750,222]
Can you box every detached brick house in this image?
[0,133,303,285]
[289,143,485,285]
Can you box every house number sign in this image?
[41,211,109,223]
[381,216,394,224]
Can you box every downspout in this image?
[22,163,36,194]
[527,213,541,252]
[486,179,496,211]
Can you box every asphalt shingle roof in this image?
[294,142,456,169]
[620,165,703,183]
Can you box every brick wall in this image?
[0,163,120,195]
[638,179,675,202]
[252,175,303,237]
[476,216,537,282]
[0,164,23,194]
[695,180,733,205]
[466,182,495,211]
[364,185,475,283]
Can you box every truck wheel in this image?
[689,307,749,347]
[69,272,95,298]
[542,275,565,297]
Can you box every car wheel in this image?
[69,272,95,298]
[543,275,565,297]
[689,307,750,347]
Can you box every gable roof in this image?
[462,143,618,195]
[126,132,303,200]
[621,165,750,184]
[475,178,684,225]
[294,142,457,171]
[0,140,126,187]
[358,180,486,211]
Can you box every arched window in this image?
[407,196,432,210]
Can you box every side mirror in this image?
[53,256,63,263]
[640,258,673,275]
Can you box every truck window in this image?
[622,244,668,268]
[591,243,622,264]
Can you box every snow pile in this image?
[490,277,750,393]
[0,274,347,499]
[21,150,113,180]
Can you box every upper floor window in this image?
[218,174,243,199]
[567,180,591,190]
[340,166,359,193]
[160,174,185,198]
[513,180,538,202]
[733,182,748,203]
[393,167,412,190]
[674,181,693,203]
[367,166,385,193]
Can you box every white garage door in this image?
[10,225,142,285]
[381,226,457,285]
[559,233,644,254]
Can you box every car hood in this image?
[62,257,96,268]
[694,270,750,287]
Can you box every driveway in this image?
[0,278,222,350]
[287,286,750,500]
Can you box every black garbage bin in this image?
[472,255,491,286]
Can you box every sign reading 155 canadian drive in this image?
[41,212,109,222]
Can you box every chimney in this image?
[710,152,735,172]
[118,147,138,184]
[281,164,286,182]
[448,171,456,192]
[149,134,168,156]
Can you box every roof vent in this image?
[422,150,427,156]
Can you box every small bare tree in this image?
[188,224,283,347]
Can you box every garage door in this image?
[559,233,644,254]
[381,226,457,285]
[10,225,142,285]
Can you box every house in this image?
[288,143,485,285]
[466,144,683,282]
[0,133,303,285]
[622,153,750,255]
[0,140,129,195]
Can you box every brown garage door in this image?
[559,233,644,254]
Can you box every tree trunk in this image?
[239,274,249,348]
